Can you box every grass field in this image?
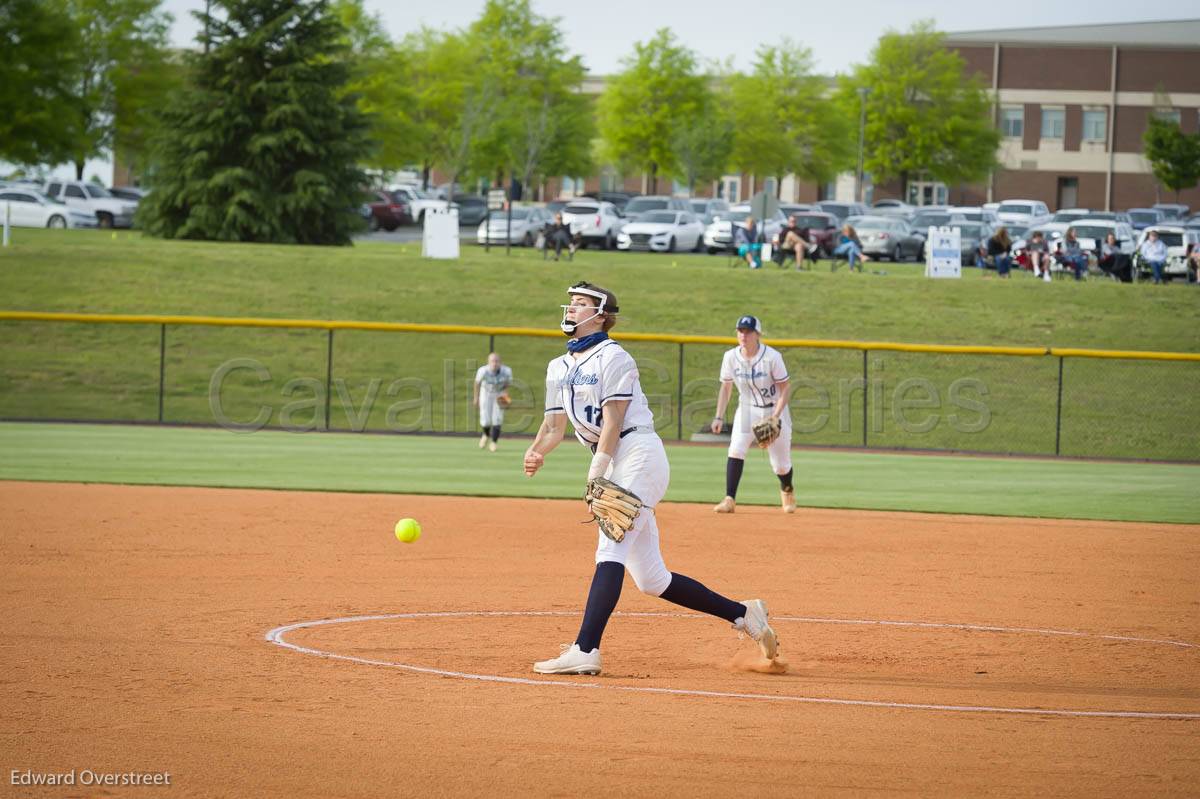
[1,229,1197,460]
[1,422,1195,523]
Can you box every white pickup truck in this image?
[43,180,138,228]
[389,185,453,225]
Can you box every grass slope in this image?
[1,230,1197,460]
[1,422,1195,524]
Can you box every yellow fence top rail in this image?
[1,310,1197,362]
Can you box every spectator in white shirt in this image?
[1139,230,1169,284]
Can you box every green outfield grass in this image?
[0,422,1195,524]
[1,229,1197,460]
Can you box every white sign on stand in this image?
[422,207,460,259]
[925,225,962,278]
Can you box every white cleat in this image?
[736,599,779,660]
[533,643,601,675]
[714,496,736,513]
[479,433,489,449]
[780,488,796,514]
[488,441,498,452]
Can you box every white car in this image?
[561,199,625,249]
[389,185,452,225]
[948,206,1000,225]
[1134,226,1199,281]
[43,180,137,228]
[1067,219,1137,254]
[476,206,552,246]
[616,210,706,252]
[0,188,96,228]
[996,199,1051,228]
[703,205,786,253]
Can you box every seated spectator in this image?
[1060,228,1088,281]
[1139,230,1168,284]
[544,213,574,261]
[1097,232,1133,283]
[1027,230,1051,282]
[832,224,870,271]
[981,226,1013,277]
[773,215,812,270]
[736,217,764,269]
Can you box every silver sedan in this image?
[476,207,552,246]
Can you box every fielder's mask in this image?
[561,281,618,335]
[736,315,763,334]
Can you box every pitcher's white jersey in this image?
[544,340,655,447]
[475,364,513,396]
[720,344,789,408]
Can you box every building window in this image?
[1082,109,1107,141]
[1000,107,1023,138]
[1153,108,1181,125]
[1041,108,1065,139]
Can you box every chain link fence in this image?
[1,313,1196,462]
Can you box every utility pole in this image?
[856,87,871,203]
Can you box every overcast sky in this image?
[162,0,1198,76]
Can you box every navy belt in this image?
[589,426,643,454]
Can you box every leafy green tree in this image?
[403,27,500,194]
[468,0,593,196]
[0,0,81,166]
[731,42,852,193]
[672,81,732,194]
[598,29,706,194]
[836,21,998,192]
[62,0,173,179]
[1143,113,1200,201]
[113,49,185,184]
[140,0,369,245]
[330,0,418,173]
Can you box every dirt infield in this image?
[3,481,1198,797]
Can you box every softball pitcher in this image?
[474,352,512,452]
[711,315,795,513]
[523,282,778,676]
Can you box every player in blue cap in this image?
[711,315,795,513]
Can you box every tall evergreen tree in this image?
[140,0,369,245]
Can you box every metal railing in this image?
[1,311,1197,461]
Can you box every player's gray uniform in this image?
[720,344,792,472]
[544,340,671,595]
[475,364,512,427]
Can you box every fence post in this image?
[325,329,334,431]
[676,342,684,441]
[488,334,494,355]
[157,323,166,423]
[1054,355,1064,456]
[862,349,869,448]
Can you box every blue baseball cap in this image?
[735,315,762,334]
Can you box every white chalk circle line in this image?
[265,611,1200,720]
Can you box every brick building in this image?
[932,19,1200,211]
